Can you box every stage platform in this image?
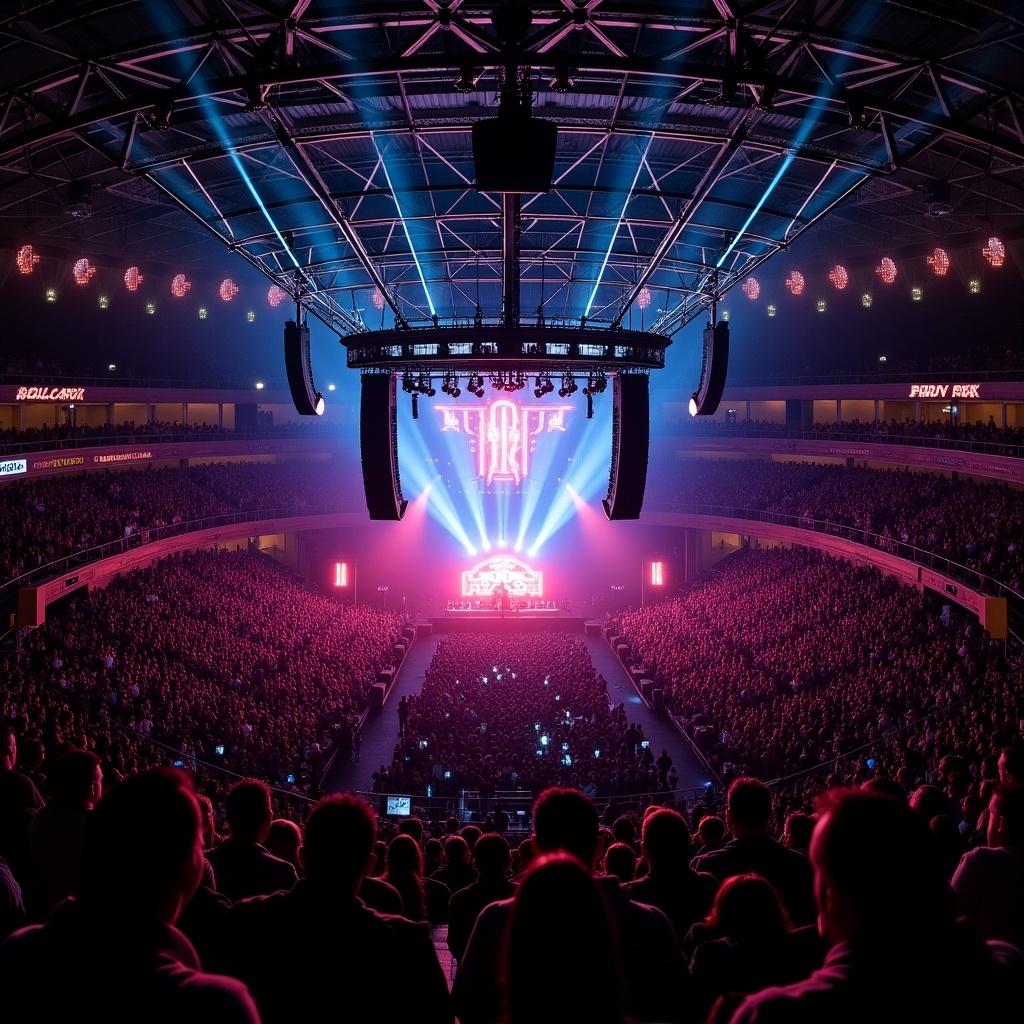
[429,613,588,633]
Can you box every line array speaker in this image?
[689,320,730,416]
[283,320,324,416]
[602,373,650,521]
[360,373,408,521]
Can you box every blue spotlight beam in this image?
[584,133,655,319]
[373,133,436,318]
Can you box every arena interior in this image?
[1,3,1024,1022]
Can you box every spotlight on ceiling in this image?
[454,66,479,93]
[846,97,866,129]
[151,94,174,130]
[550,67,574,93]
[243,77,268,112]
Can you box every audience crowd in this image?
[3,549,403,804]
[390,633,657,799]
[611,547,1020,819]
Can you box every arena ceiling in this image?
[1,0,1024,341]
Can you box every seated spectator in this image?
[216,794,452,1024]
[385,833,450,926]
[263,818,303,876]
[687,874,819,1020]
[691,778,815,927]
[952,784,1024,949]
[503,852,629,1024]
[447,832,517,963]
[0,768,259,1023]
[729,788,1024,1023]
[453,786,692,1024]
[431,834,477,895]
[603,841,638,884]
[23,748,102,921]
[206,778,297,903]
[625,806,719,943]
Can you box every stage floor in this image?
[429,613,587,633]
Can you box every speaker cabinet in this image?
[473,116,557,193]
[603,373,650,520]
[283,321,324,416]
[360,373,408,521]
[689,320,730,417]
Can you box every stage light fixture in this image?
[242,77,268,112]
[73,258,96,285]
[828,265,849,290]
[785,271,805,295]
[927,247,950,276]
[98,295,109,309]
[151,94,174,130]
[45,288,56,303]
[969,278,981,294]
[983,237,1005,267]
[198,307,208,319]
[876,257,897,284]
[454,66,479,93]
[742,276,760,299]
[171,274,191,297]
[146,301,155,314]
[912,286,923,301]
[219,278,239,301]
[767,304,776,317]
[268,285,286,307]
[124,266,143,291]
[550,67,574,93]
[16,245,39,274]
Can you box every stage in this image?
[429,612,588,633]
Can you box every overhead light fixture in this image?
[454,66,479,93]
[243,77,268,112]
[151,94,174,130]
[550,66,574,93]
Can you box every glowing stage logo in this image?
[438,399,572,485]
[462,556,543,597]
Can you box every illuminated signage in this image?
[32,456,86,470]
[908,384,981,399]
[0,458,27,476]
[92,451,153,464]
[16,386,86,401]
[462,556,543,598]
[438,399,572,485]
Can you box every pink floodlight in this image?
[73,258,96,285]
[268,285,286,307]
[875,257,897,284]
[16,245,40,274]
[983,237,1006,268]
[219,278,239,301]
[741,277,760,300]
[124,266,144,291]
[828,264,849,290]
[927,248,950,276]
[638,286,652,309]
[171,273,191,297]
[785,271,805,296]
